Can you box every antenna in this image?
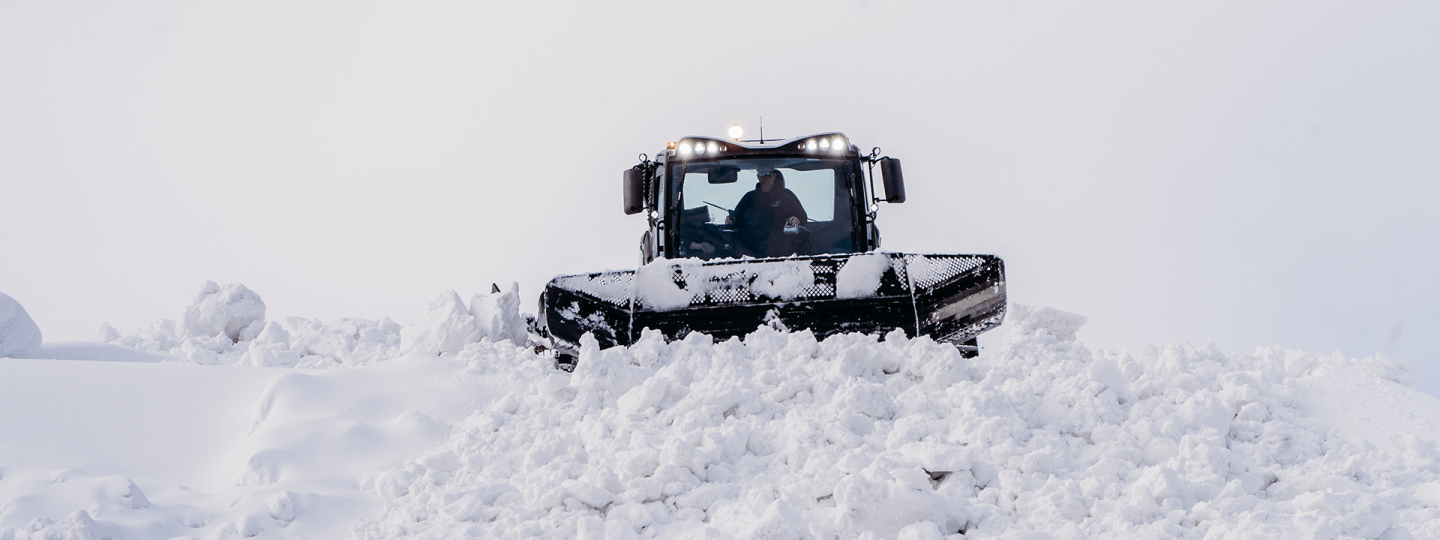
[760,117,764,144]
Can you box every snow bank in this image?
[97,281,528,367]
[0,292,42,358]
[357,304,1439,540]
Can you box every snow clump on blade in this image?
[356,303,1439,540]
[633,259,697,310]
[0,292,43,358]
[835,252,890,299]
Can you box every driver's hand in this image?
[785,216,800,227]
[691,242,715,254]
[725,215,734,225]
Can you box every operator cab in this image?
[675,157,854,260]
[623,130,906,265]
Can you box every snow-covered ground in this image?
[1,284,1438,539]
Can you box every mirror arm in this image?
[863,147,883,218]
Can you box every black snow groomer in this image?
[539,127,1006,362]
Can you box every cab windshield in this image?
[675,158,854,260]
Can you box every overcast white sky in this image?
[3,1,1437,394]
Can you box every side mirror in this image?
[623,167,645,215]
[708,166,738,184]
[879,157,906,203]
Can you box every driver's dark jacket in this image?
[733,179,807,257]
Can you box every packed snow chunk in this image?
[836,252,891,299]
[0,292,42,358]
[183,281,266,343]
[469,282,527,345]
[401,290,481,355]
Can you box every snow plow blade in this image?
[540,253,1005,351]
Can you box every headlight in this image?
[679,142,692,155]
[802,135,848,153]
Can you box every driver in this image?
[729,169,808,257]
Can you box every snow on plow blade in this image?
[541,253,1006,350]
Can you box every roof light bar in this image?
[675,138,732,159]
[798,135,848,153]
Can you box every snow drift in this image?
[3,283,1438,539]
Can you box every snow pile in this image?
[237,315,404,368]
[98,281,528,367]
[0,292,42,358]
[402,291,483,356]
[402,284,528,356]
[357,304,1439,539]
[100,280,403,367]
[183,281,267,343]
[474,283,528,346]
